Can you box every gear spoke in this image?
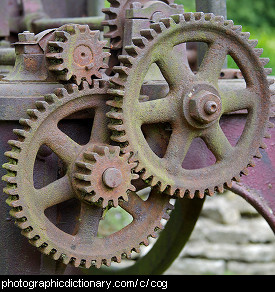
[45,126,82,165]
[196,41,228,85]
[89,108,110,144]
[35,175,74,211]
[164,124,195,167]
[75,202,103,241]
[221,88,257,114]
[120,191,146,219]
[137,95,177,124]
[156,49,194,91]
[202,123,234,161]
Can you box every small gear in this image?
[102,0,175,50]
[107,13,273,199]
[72,144,139,208]
[46,24,110,85]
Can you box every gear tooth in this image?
[195,190,205,199]
[103,258,112,267]
[83,151,99,161]
[27,108,40,118]
[216,185,224,193]
[233,173,241,182]
[4,150,19,160]
[150,231,158,239]
[254,48,264,57]
[225,181,233,189]
[13,129,27,138]
[108,122,124,131]
[44,93,57,104]
[232,25,242,34]
[74,173,90,182]
[48,41,66,50]
[124,45,140,57]
[241,168,249,176]
[10,209,24,219]
[203,13,215,21]
[268,121,274,128]
[113,65,129,76]
[248,39,258,47]
[150,22,167,34]
[106,110,123,120]
[254,149,262,159]
[265,68,272,76]
[240,32,250,40]
[8,140,22,149]
[118,55,134,66]
[54,88,68,99]
[177,189,185,198]
[4,187,18,196]
[186,190,195,199]
[2,163,18,172]
[264,131,271,139]
[19,118,32,128]
[107,88,125,97]
[170,13,185,24]
[206,188,215,197]
[259,142,267,150]
[248,159,256,167]
[260,58,270,66]
[162,212,170,221]
[132,37,149,48]
[159,182,168,193]
[224,19,234,28]
[35,100,49,111]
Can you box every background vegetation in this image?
[104,0,274,72]
[175,0,275,72]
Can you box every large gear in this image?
[72,144,139,208]
[2,80,173,268]
[46,24,110,85]
[107,13,272,199]
[102,0,175,50]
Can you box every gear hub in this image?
[72,144,139,207]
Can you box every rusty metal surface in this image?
[102,0,175,50]
[0,0,274,275]
[46,24,109,85]
[107,13,272,199]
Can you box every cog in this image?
[2,80,173,269]
[46,24,110,85]
[102,0,175,50]
[107,13,273,199]
[72,144,139,208]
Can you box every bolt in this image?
[18,31,35,43]
[204,101,218,115]
[102,168,123,189]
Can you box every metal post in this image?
[87,0,105,16]
[195,0,227,68]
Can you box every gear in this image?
[107,13,273,199]
[46,24,110,85]
[2,80,173,269]
[72,144,139,208]
[102,0,175,50]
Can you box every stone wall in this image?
[165,191,275,275]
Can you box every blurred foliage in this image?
[175,0,275,71]
[103,0,274,71]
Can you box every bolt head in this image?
[102,168,123,189]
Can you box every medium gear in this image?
[107,13,273,199]
[2,80,173,269]
[102,0,175,50]
[46,24,110,85]
[72,144,139,208]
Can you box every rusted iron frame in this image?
[31,16,104,34]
